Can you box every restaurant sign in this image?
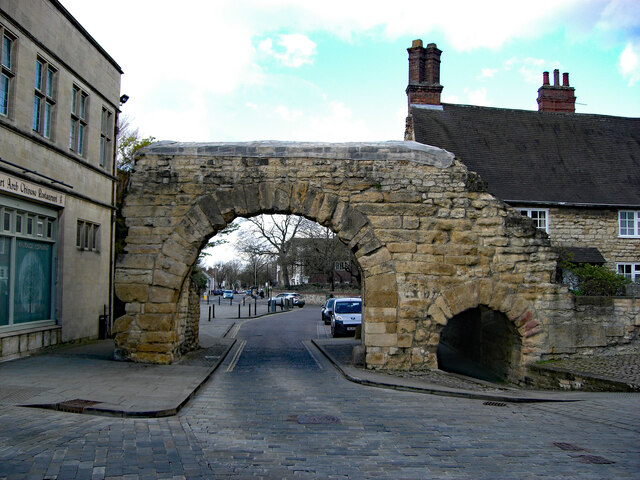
[0,174,66,207]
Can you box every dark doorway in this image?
[436,306,521,383]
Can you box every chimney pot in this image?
[406,40,443,107]
[538,69,576,113]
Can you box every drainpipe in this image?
[108,110,119,337]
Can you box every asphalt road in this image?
[1,305,638,479]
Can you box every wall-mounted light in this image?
[119,94,129,105]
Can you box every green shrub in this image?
[566,263,630,296]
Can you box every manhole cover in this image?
[290,414,341,425]
[483,401,507,407]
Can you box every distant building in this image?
[0,0,122,360]
[286,237,360,287]
[404,40,640,284]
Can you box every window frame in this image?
[76,219,100,252]
[99,106,113,167]
[334,261,351,271]
[618,211,640,238]
[32,56,56,138]
[617,263,640,283]
[69,84,88,155]
[518,208,549,233]
[0,26,16,118]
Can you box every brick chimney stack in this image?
[537,69,576,113]
[406,40,443,107]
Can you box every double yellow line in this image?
[226,339,246,372]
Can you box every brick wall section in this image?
[112,141,636,378]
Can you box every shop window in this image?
[0,202,56,328]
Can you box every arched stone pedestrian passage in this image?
[114,141,563,380]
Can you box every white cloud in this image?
[619,41,640,86]
[480,68,497,78]
[260,34,317,67]
[519,58,550,84]
[465,87,491,106]
[275,105,304,121]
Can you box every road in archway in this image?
[0,306,637,478]
[181,306,640,478]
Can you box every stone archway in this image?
[114,141,562,378]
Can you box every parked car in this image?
[268,292,305,308]
[222,290,234,299]
[321,297,336,325]
[330,297,362,337]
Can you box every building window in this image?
[69,85,88,155]
[1,27,16,117]
[76,220,100,252]
[99,107,113,167]
[519,208,549,233]
[617,263,640,283]
[335,261,350,271]
[32,57,56,138]
[619,211,640,238]
[0,203,57,327]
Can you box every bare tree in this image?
[237,215,314,287]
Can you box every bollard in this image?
[218,296,221,305]
[212,304,215,319]
[208,305,211,322]
[243,297,246,306]
[255,298,257,315]
[238,304,241,318]
[248,304,251,317]
[230,298,233,306]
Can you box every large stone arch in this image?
[114,141,564,379]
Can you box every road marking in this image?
[302,340,324,371]
[226,340,247,372]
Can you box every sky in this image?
[60,0,639,145]
[60,0,640,265]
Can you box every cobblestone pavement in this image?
[533,354,640,385]
[0,312,636,479]
[0,306,639,479]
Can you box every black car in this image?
[321,297,336,325]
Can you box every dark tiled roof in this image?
[411,104,640,206]
[559,247,606,265]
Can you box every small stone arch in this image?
[427,279,541,382]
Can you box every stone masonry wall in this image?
[114,141,581,377]
[544,296,640,358]
[176,277,200,355]
[545,206,639,267]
